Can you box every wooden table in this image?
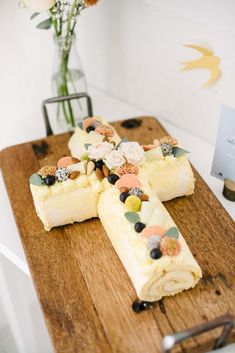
[1,117,235,353]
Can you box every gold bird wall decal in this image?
[182,44,221,87]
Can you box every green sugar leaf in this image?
[29,173,45,186]
[173,147,189,158]
[124,212,140,224]
[84,143,91,150]
[165,227,179,239]
[36,18,52,30]
[77,122,83,129]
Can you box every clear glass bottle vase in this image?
[52,34,87,131]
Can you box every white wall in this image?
[77,0,235,143]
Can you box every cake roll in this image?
[141,155,194,202]
[68,117,195,201]
[30,159,104,231]
[98,179,201,302]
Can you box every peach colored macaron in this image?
[83,117,99,131]
[141,225,165,239]
[115,174,141,190]
[57,156,79,168]
[142,144,156,151]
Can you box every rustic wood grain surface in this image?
[1,117,235,353]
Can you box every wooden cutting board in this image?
[1,117,235,353]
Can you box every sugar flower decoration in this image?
[160,136,178,147]
[118,142,145,165]
[88,142,114,161]
[160,237,181,256]
[116,162,139,175]
[38,165,57,178]
[95,124,114,137]
[105,150,126,170]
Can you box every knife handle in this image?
[162,314,235,353]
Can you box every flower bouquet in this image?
[20,0,100,130]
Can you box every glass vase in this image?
[52,34,87,132]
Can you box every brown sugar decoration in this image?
[116,162,139,176]
[38,166,57,178]
[160,136,178,147]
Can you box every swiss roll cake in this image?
[141,155,194,202]
[69,117,195,201]
[29,158,104,231]
[98,182,201,302]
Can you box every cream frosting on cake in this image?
[30,174,104,231]
[29,116,202,304]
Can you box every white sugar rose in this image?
[88,142,114,161]
[105,150,126,170]
[20,0,55,12]
[118,142,145,165]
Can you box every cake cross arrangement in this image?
[29,116,202,307]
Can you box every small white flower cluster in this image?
[20,0,92,12]
[20,0,56,12]
[88,141,145,170]
[87,142,113,161]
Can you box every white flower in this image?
[88,142,114,161]
[118,142,145,165]
[20,0,55,12]
[105,150,126,170]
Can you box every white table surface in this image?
[0,86,234,353]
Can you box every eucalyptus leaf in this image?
[173,147,189,158]
[165,227,179,239]
[77,121,83,129]
[36,18,52,30]
[29,173,45,186]
[124,212,140,224]
[116,137,129,150]
[84,143,91,150]
[30,12,40,20]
